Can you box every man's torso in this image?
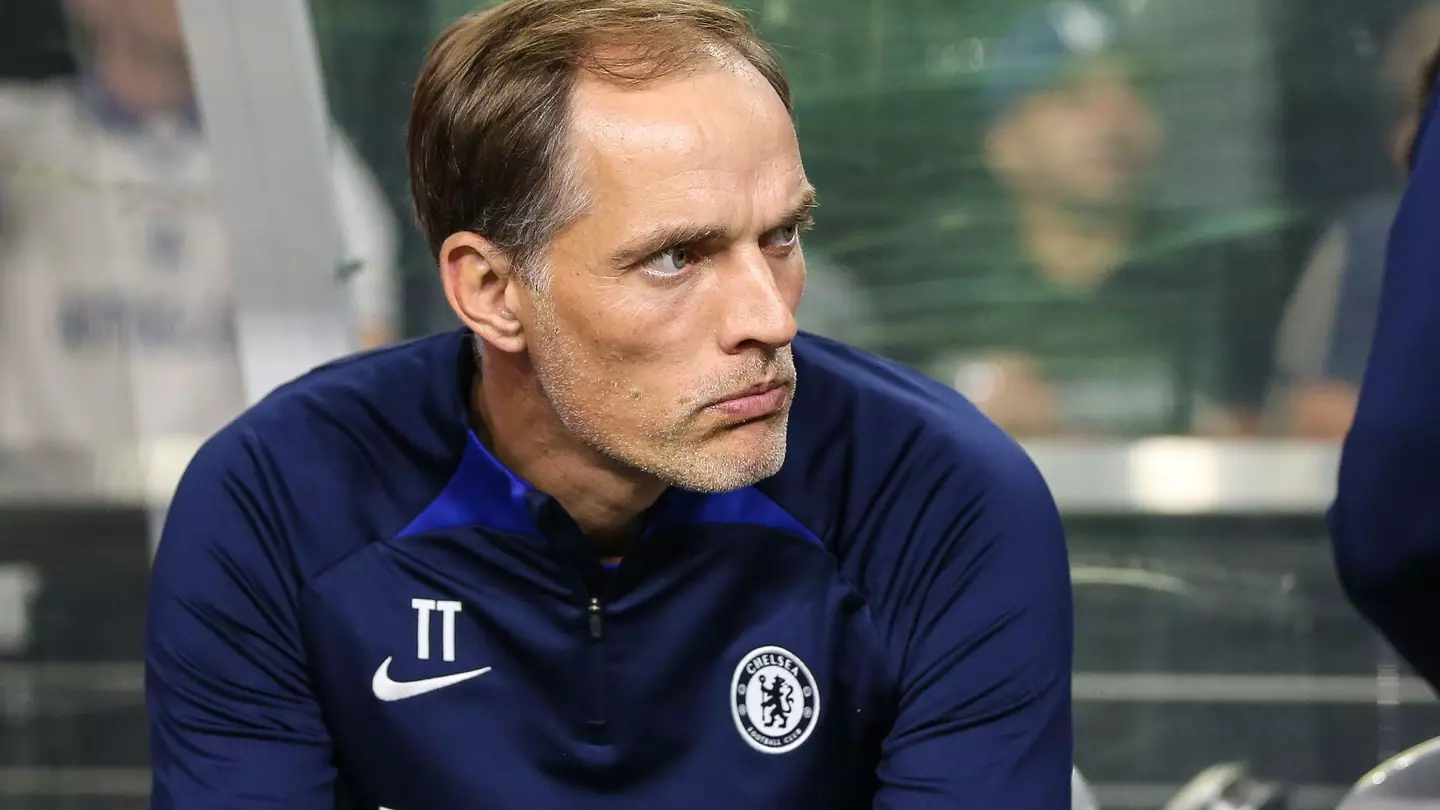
[306,481,890,809]
[148,327,1065,808]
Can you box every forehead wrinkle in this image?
[570,62,784,173]
[574,113,735,199]
[571,110,731,222]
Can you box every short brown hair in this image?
[407,0,792,279]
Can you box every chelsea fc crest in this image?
[730,645,820,754]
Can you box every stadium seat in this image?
[1073,767,1098,810]
[1338,737,1440,809]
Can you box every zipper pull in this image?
[588,597,603,639]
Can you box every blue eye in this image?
[764,225,799,248]
[645,246,692,277]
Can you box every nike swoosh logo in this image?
[371,656,492,702]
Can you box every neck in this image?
[1016,198,1134,288]
[471,339,666,552]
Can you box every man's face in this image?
[994,58,1162,211]
[68,0,184,50]
[517,59,810,493]
[67,0,190,114]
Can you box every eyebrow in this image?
[607,185,818,269]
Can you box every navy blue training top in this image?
[145,329,1073,809]
[1332,83,1440,691]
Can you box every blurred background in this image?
[0,0,1436,807]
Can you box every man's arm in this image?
[146,435,337,807]
[873,445,1073,809]
[1331,88,1440,689]
[1272,222,1361,440]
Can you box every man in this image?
[897,1,1278,437]
[1268,1,1440,441]
[1331,39,1440,690]
[0,0,397,448]
[146,1,1073,808]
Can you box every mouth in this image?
[705,381,792,422]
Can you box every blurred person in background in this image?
[1269,1,1440,441]
[0,0,398,450]
[1330,31,1440,690]
[923,0,1273,437]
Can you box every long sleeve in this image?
[873,444,1074,809]
[1330,88,1440,689]
[146,435,338,808]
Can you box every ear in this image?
[439,232,528,353]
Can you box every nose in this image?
[717,248,799,354]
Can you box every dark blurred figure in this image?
[1269,1,1440,440]
[0,0,76,80]
[1329,15,1440,696]
[912,1,1269,437]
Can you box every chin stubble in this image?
[528,302,794,492]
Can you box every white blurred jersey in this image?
[0,79,397,449]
